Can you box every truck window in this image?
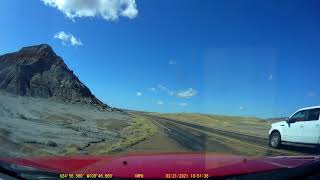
[307,108,320,121]
[291,110,308,122]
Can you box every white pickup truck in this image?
[269,106,320,149]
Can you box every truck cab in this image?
[269,106,320,149]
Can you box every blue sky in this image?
[1,0,320,118]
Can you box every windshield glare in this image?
[0,0,320,179]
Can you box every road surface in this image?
[140,114,319,156]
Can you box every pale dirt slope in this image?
[0,90,130,157]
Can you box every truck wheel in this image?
[315,145,320,153]
[269,132,281,149]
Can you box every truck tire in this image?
[269,131,281,149]
[315,145,320,153]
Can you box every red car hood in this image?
[1,152,318,179]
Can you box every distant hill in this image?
[265,117,287,122]
[0,44,114,111]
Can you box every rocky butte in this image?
[0,44,115,111]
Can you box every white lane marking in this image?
[153,120,172,132]
[261,160,295,168]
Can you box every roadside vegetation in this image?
[85,112,158,155]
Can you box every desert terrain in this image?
[0,90,157,157]
[0,44,317,158]
[1,90,318,157]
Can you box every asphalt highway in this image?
[142,114,319,156]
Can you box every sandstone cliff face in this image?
[0,44,112,111]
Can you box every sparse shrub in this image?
[18,113,28,120]
[47,141,58,147]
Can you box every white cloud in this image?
[136,92,142,96]
[169,60,177,65]
[149,87,157,93]
[268,74,273,80]
[169,102,189,107]
[157,84,167,91]
[151,84,198,98]
[41,0,138,21]
[308,91,317,97]
[176,88,198,98]
[157,100,164,105]
[239,106,245,110]
[157,84,174,96]
[54,31,83,46]
[178,102,188,107]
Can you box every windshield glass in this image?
[1,0,320,179]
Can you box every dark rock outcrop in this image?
[0,44,113,111]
